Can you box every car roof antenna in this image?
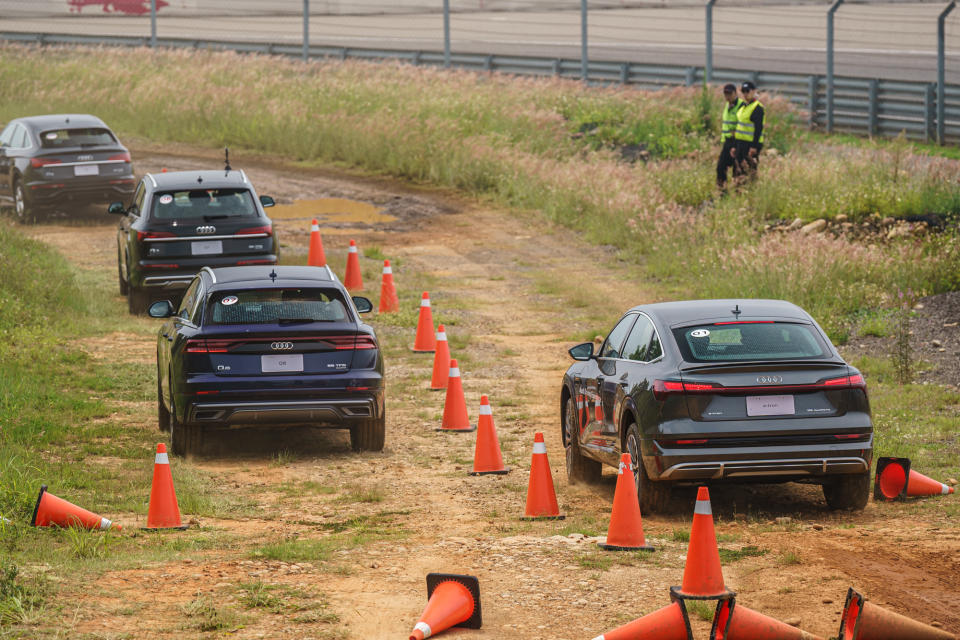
[197,175,203,184]
[224,146,231,174]
[731,304,741,319]
[269,269,277,282]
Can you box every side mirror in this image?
[107,201,125,215]
[259,195,275,208]
[148,300,175,318]
[352,296,373,313]
[568,342,595,361]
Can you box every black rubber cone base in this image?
[519,514,565,521]
[141,525,190,531]
[670,585,735,601]
[469,467,511,476]
[598,542,656,552]
[425,573,482,629]
[30,485,47,527]
[436,426,476,432]
[411,348,436,353]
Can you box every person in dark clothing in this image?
[716,83,744,191]
[734,81,765,183]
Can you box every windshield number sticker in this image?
[691,329,710,338]
[221,295,238,306]
[158,194,174,205]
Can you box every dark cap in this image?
[722,83,737,93]
[741,81,757,91]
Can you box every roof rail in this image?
[147,174,157,188]
[200,266,217,283]
[325,265,338,282]
[239,169,249,184]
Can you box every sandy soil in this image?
[20,144,960,639]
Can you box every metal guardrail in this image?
[3,30,960,144]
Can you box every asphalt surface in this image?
[5,3,960,82]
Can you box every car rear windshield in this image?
[206,288,350,325]
[672,322,828,362]
[39,127,116,148]
[151,188,257,220]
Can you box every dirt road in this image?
[24,144,960,639]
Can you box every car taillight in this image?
[137,231,177,242]
[145,263,179,269]
[821,374,866,390]
[108,152,131,162]
[652,379,719,401]
[676,439,708,445]
[834,434,863,440]
[30,157,62,168]
[185,339,230,353]
[330,336,378,350]
[237,225,272,236]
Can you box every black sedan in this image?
[561,299,873,512]
[0,114,135,221]
[111,168,278,314]
[150,266,384,457]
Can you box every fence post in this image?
[620,62,629,85]
[150,0,157,48]
[808,75,819,129]
[868,78,879,136]
[705,0,716,84]
[581,0,588,83]
[443,0,451,68]
[302,0,309,62]
[938,1,956,144]
[826,0,844,133]
[685,67,696,86]
[925,82,936,142]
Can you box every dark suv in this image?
[0,114,135,221]
[561,299,873,512]
[150,266,384,457]
[111,169,278,314]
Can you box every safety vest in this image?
[735,100,765,144]
[721,98,744,141]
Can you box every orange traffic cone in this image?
[439,359,474,432]
[409,573,482,640]
[378,260,399,313]
[145,443,189,530]
[343,239,363,291]
[598,453,655,552]
[521,432,565,520]
[31,485,120,531]
[875,457,955,501]
[711,598,824,640]
[470,395,509,475]
[670,486,735,601]
[412,292,436,352]
[839,587,956,640]
[430,324,451,391]
[591,600,693,640]
[307,219,326,267]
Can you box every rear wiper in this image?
[278,318,317,325]
[203,214,231,221]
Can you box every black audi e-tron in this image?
[561,299,872,512]
[151,266,384,457]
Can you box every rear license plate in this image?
[74,164,99,176]
[746,395,795,417]
[191,240,223,256]
[261,354,303,373]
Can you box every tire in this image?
[564,395,601,484]
[128,286,149,315]
[13,180,35,223]
[118,249,129,296]
[169,380,203,457]
[157,367,170,433]
[350,415,385,452]
[625,422,672,513]
[822,471,871,511]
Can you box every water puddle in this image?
[268,197,396,225]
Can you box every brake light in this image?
[676,439,708,445]
[185,339,230,353]
[331,335,378,350]
[137,231,176,242]
[652,379,719,400]
[196,390,219,395]
[237,225,272,236]
[31,157,62,168]
[834,434,862,440]
[821,374,866,390]
[713,321,775,325]
[108,152,132,162]
[346,386,370,392]
[145,263,179,269]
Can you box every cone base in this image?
[670,585,735,601]
[429,387,447,392]
[142,525,190,531]
[520,514,566,521]
[598,543,656,552]
[436,426,477,433]
[469,468,511,476]
[411,348,436,353]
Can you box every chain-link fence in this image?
[3,1,960,141]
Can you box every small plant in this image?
[671,528,690,543]
[272,449,298,466]
[0,563,45,627]
[780,551,802,565]
[717,545,767,563]
[363,246,387,261]
[338,484,385,504]
[686,599,715,622]
[892,288,916,385]
[181,593,243,632]
[238,581,284,611]
[63,523,111,559]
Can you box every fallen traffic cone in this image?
[307,219,326,267]
[409,573,482,640]
[521,432,564,520]
[470,395,509,475]
[145,443,189,530]
[591,600,693,640]
[670,486,735,601]
[343,239,363,291]
[378,259,399,313]
[430,324,451,391]
[439,359,474,432]
[874,457,954,501]
[412,292,436,352]
[598,453,655,551]
[30,485,120,531]
[711,598,824,640]
[838,587,956,640]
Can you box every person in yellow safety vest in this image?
[734,81,765,182]
[716,83,745,190]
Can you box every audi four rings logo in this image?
[271,342,294,350]
[196,225,217,235]
[757,375,783,384]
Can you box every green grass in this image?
[718,545,768,563]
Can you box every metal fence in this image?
[2,0,960,143]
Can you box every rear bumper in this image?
[658,456,870,481]
[138,254,278,290]
[187,397,378,427]
[27,179,135,207]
